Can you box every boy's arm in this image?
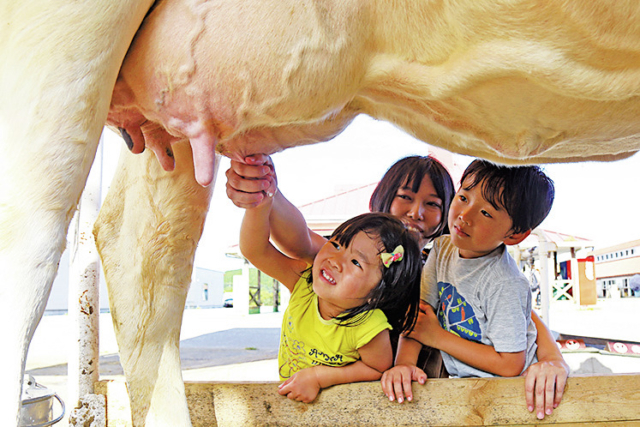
[394,335,423,367]
[525,310,569,419]
[380,335,427,403]
[278,330,392,403]
[409,303,526,377]
[531,310,568,373]
[239,200,307,292]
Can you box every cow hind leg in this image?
[94,140,214,426]
[0,1,155,424]
[0,154,91,426]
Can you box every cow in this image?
[2,0,640,425]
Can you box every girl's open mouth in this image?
[321,269,336,285]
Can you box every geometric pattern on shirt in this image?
[437,281,482,343]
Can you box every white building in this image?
[593,239,640,298]
[46,250,110,314]
[185,267,225,308]
[46,251,224,313]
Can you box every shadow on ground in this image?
[27,328,280,376]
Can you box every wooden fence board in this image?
[97,373,640,426]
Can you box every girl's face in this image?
[312,231,383,319]
[389,175,443,248]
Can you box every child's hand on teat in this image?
[226,153,278,209]
[380,365,427,403]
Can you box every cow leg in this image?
[94,140,214,426]
[0,1,153,425]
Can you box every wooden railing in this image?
[96,373,640,426]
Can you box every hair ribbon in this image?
[381,245,404,268]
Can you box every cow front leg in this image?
[94,140,214,426]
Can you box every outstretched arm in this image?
[279,330,393,402]
[270,186,327,263]
[524,311,569,419]
[238,196,306,292]
[227,154,326,263]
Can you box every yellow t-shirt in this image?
[278,271,391,380]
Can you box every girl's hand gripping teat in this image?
[226,153,278,209]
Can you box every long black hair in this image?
[307,212,421,334]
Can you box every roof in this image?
[226,183,378,257]
[519,229,594,251]
[593,238,640,255]
[227,185,596,258]
[299,182,377,230]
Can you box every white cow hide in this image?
[2,0,640,426]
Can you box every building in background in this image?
[46,250,110,314]
[298,182,376,237]
[46,253,225,313]
[185,267,225,308]
[514,230,595,308]
[593,239,640,298]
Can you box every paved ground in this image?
[24,308,284,426]
[23,298,640,426]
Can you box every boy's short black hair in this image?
[460,160,555,234]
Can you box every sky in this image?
[100,115,640,273]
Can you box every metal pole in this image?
[534,230,551,328]
[68,137,103,403]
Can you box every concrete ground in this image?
[23,298,640,426]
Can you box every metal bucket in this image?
[20,375,65,427]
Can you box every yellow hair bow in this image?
[381,245,404,268]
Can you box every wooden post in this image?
[535,230,552,326]
[68,138,102,403]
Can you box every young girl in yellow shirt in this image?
[239,205,422,403]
